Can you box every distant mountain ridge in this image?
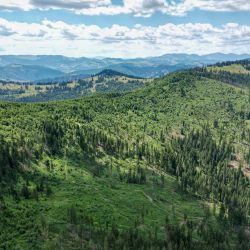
[0,53,249,82]
[0,64,64,82]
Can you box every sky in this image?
[0,0,249,58]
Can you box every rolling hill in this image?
[195,59,250,88]
[0,64,249,249]
[0,70,151,102]
[209,59,250,74]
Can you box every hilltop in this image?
[208,59,250,74]
[194,59,250,88]
[96,69,141,78]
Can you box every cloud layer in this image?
[0,0,250,16]
[0,18,249,57]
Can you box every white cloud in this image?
[30,0,111,9]
[171,0,250,15]
[0,0,32,11]
[0,0,249,16]
[0,0,111,11]
[82,0,250,16]
[0,18,249,57]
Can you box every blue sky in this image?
[0,0,249,58]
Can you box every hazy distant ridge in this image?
[0,53,249,82]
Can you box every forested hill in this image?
[0,69,250,249]
[0,70,150,102]
[209,59,250,74]
[96,69,140,78]
[194,59,250,88]
[1,61,250,103]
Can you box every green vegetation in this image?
[0,67,250,249]
[209,60,250,74]
[0,70,150,102]
[195,59,250,88]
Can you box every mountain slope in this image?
[0,69,249,249]
[195,59,250,88]
[208,59,250,74]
